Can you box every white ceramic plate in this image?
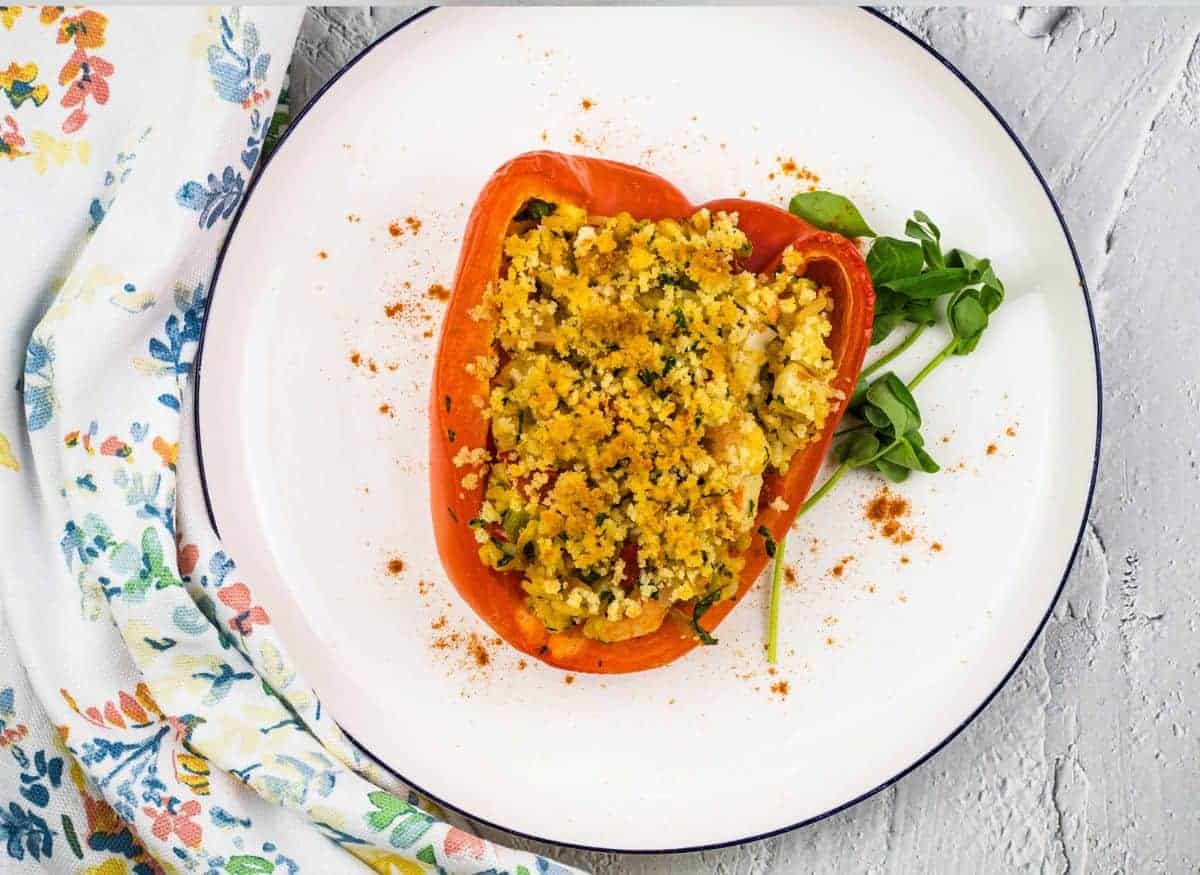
[196,8,1099,852]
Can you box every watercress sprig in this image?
[764,195,1006,663]
[788,198,1005,495]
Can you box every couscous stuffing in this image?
[462,199,838,642]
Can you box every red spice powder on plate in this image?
[777,157,820,183]
[467,633,490,667]
[866,488,913,545]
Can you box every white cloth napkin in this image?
[0,7,577,873]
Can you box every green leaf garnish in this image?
[835,431,881,466]
[865,237,923,285]
[905,210,944,269]
[903,298,937,326]
[879,268,972,299]
[948,292,988,350]
[788,191,876,238]
[870,310,906,346]
[881,437,921,471]
[864,373,921,435]
[873,457,910,483]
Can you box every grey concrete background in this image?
[290,8,1199,872]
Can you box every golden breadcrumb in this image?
[468,201,836,640]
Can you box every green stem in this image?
[767,443,899,662]
[766,536,786,664]
[907,338,958,391]
[797,462,849,519]
[768,332,952,663]
[766,462,845,663]
[861,323,927,380]
[860,438,901,468]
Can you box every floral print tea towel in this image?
[0,7,578,875]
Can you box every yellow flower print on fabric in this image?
[174,751,211,797]
[0,432,18,471]
[29,128,90,173]
[156,653,235,704]
[256,639,315,716]
[192,701,284,760]
[348,847,428,875]
[43,263,121,323]
[85,859,137,875]
[0,61,50,109]
[124,619,168,665]
[0,7,22,30]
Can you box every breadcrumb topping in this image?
[469,201,836,641]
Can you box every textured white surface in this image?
[289,7,1200,872]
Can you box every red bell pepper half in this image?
[431,151,874,673]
